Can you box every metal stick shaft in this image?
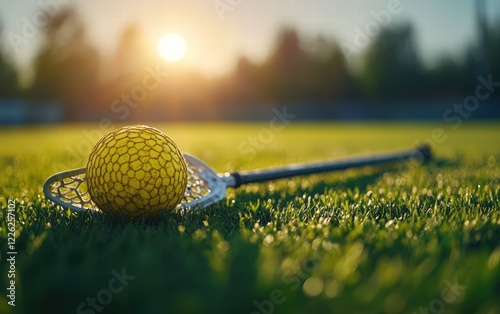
[228,145,431,188]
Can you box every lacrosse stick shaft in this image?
[227,145,431,188]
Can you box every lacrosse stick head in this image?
[43,154,228,214]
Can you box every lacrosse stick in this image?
[43,145,431,212]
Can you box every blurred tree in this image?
[426,5,499,99]
[220,29,354,108]
[488,23,500,81]
[0,24,20,97]
[228,56,261,102]
[0,53,20,98]
[359,24,426,99]
[101,24,177,121]
[304,41,352,101]
[261,28,311,102]
[428,57,468,96]
[29,9,99,121]
[234,56,254,82]
[104,25,154,101]
[111,25,152,80]
[475,0,490,76]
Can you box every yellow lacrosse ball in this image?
[86,125,187,218]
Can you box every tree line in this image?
[1,9,499,121]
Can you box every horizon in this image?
[1,0,500,84]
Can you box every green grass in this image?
[0,122,499,314]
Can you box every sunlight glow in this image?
[157,33,187,62]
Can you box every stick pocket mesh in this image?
[43,154,227,213]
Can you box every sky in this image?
[1,0,499,80]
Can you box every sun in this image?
[157,33,187,62]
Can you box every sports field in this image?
[1,123,499,314]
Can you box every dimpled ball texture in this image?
[86,125,187,218]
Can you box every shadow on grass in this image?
[430,156,459,169]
